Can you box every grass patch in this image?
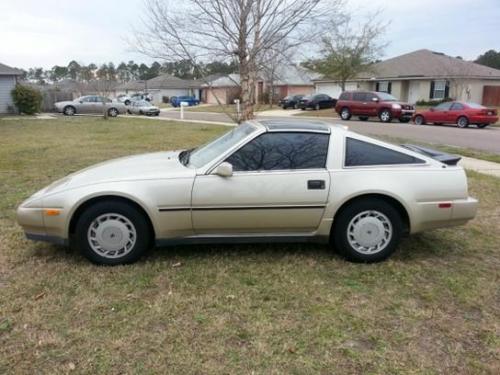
[0,116,499,373]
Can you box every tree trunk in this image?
[239,58,254,122]
[103,101,108,120]
[341,80,346,91]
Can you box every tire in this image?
[340,107,351,120]
[315,103,320,111]
[108,108,119,117]
[399,118,410,123]
[457,116,469,128]
[74,200,151,265]
[124,100,131,106]
[63,106,76,116]
[358,116,368,121]
[379,109,392,123]
[477,123,488,129]
[414,115,425,125]
[332,198,403,263]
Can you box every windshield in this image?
[377,92,398,101]
[185,122,258,168]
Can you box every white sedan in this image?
[17,120,478,265]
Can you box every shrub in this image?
[11,84,43,115]
[415,97,453,106]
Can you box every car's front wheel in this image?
[63,106,76,116]
[414,115,425,125]
[74,200,151,265]
[379,109,392,123]
[332,198,403,263]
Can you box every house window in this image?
[376,81,391,93]
[431,80,447,99]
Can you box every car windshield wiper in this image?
[179,148,195,166]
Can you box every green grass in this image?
[0,116,499,373]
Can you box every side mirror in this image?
[214,162,233,177]
[372,97,379,102]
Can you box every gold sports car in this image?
[17,120,478,265]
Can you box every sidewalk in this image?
[459,157,500,178]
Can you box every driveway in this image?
[160,110,500,153]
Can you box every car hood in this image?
[62,151,194,190]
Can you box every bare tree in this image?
[133,0,342,122]
[303,12,387,90]
[259,39,296,108]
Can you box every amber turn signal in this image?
[44,209,61,216]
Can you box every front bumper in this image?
[397,109,415,119]
[17,205,68,245]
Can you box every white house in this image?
[0,62,23,113]
[314,49,500,105]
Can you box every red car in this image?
[335,91,415,123]
[413,101,498,128]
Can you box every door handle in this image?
[307,180,325,190]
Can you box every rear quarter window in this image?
[345,138,425,166]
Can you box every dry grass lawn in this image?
[0,116,499,374]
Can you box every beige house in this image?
[313,49,500,105]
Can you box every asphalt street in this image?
[158,110,500,153]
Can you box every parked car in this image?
[413,101,499,128]
[17,120,477,265]
[54,96,127,117]
[335,91,415,123]
[298,94,336,110]
[130,93,152,102]
[117,94,132,106]
[279,94,305,109]
[170,96,200,107]
[127,100,160,116]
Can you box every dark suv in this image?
[298,94,337,110]
[335,91,415,123]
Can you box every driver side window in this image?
[225,132,329,172]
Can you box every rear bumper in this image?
[469,115,499,124]
[412,197,478,233]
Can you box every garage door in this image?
[0,76,16,113]
[482,86,500,106]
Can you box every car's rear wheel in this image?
[63,106,76,116]
[332,198,403,263]
[457,116,469,128]
[75,200,151,265]
[358,116,368,121]
[379,109,392,123]
[414,115,425,125]
[340,107,351,120]
[477,123,489,129]
[108,108,119,117]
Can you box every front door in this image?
[191,132,331,234]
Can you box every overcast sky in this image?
[1,0,499,70]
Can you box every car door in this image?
[351,92,366,115]
[364,93,379,116]
[191,131,331,234]
[449,102,465,123]
[77,96,94,114]
[428,102,453,123]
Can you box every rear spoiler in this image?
[401,144,461,166]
